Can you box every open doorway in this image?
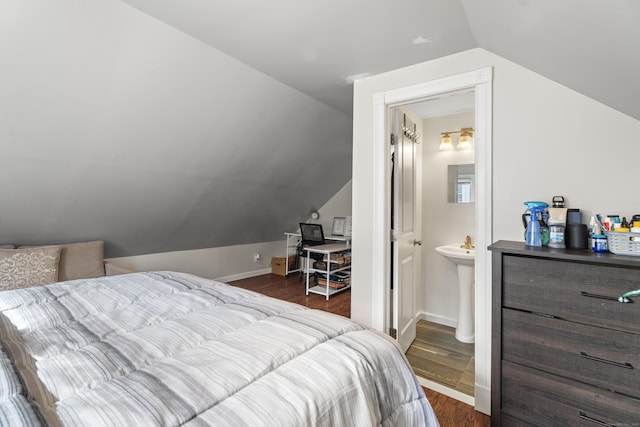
[370,67,493,414]
[394,93,476,405]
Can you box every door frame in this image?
[370,67,493,413]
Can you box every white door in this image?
[391,109,419,352]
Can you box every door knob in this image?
[413,240,422,246]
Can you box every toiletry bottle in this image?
[547,206,568,248]
[609,215,621,230]
[524,203,546,247]
[588,216,597,248]
[540,211,550,246]
[592,234,607,252]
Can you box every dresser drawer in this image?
[502,308,640,399]
[501,361,640,426]
[502,255,640,333]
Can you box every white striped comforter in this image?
[0,271,438,427]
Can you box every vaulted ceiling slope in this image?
[122,0,640,121]
[3,1,638,258]
[1,1,351,257]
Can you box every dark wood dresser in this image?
[489,240,640,426]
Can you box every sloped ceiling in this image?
[2,0,638,258]
[122,0,640,120]
[1,0,351,257]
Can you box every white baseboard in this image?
[216,268,272,283]
[474,383,491,415]
[417,376,474,406]
[416,311,457,328]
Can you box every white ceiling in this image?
[409,90,475,118]
[122,0,640,120]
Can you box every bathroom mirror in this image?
[448,164,475,203]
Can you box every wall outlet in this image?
[254,253,261,263]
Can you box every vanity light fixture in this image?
[439,127,474,151]
[438,133,454,151]
[457,128,473,150]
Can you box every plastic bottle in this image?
[540,211,550,246]
[548,207,567,248]
[608,215,621,230]
[526,214,542,247]
[592,235,607,252]
[524,203,546,247]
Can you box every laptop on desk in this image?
[299,223,325,247]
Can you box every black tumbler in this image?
[567,208,582,225]
[566,223,588,249]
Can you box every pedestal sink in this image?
[435,244,475,343]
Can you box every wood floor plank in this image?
[409,320,475,395]
[230,272,350,317]
[407,356,464,389]
[229,273,490,427]
[416,321,474,355]
[457,357,476,396]
[423,388,490,427]
[407,340,471,371]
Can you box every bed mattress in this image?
[0,271,438,426]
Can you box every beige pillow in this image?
[19,241,105,282]
[0,246,62,290]
[57,240,105,281]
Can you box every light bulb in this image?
[457,129,473,150]
[439,134,453,151]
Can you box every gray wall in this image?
[0,0,352,257]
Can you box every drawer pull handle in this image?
[580,291,618,301]
[580,352,633,369]
[618,288,640,303]
[579,411,613,426]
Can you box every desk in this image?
[304,243,351,300]
[283,232,351,275]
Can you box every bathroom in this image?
[401,95,476,402]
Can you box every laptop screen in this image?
[299,223,325,246]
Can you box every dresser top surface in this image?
[489,240,640,268]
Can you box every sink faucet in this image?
[461,235,475,249]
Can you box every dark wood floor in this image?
[229,271,351,317]
[229,273,490,427]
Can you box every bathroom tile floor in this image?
[406,320,475,396]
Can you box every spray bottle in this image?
[524,201,548,247]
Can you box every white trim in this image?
[417,376,475,407]
[371,67,493,415]
[371,92,390,332]
[474,383,492,417]
[384,68,491,106]
[473,71,493,416]
[216,268,272,283]
[417,311,457,329]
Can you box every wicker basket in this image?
[606,231,640,256]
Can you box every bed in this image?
[0,271,438,426]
